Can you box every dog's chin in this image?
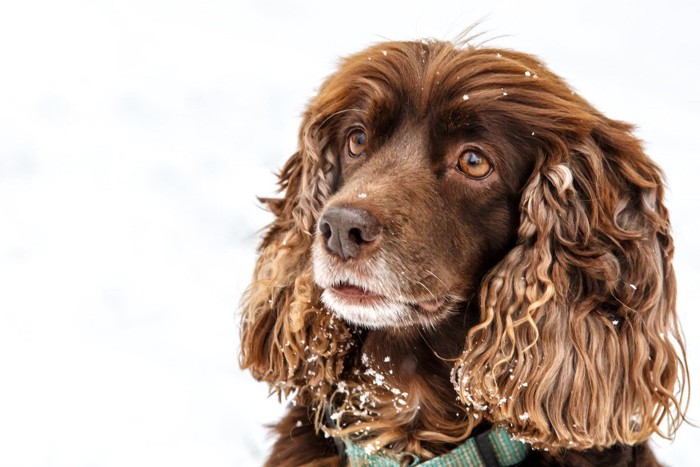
[320,287,445,329]
[321,288,410,328]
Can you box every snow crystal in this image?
[382,50,388,56]
[525,71,532,77]
[383,356,391,362]
[296,420,303,427]
[358,192,367,199]
[359,391,370,405]
[612,319,619,326]
[630,284,637,290]
[503,91,508,96]
[463,94,469,100]
[519,412,530,421]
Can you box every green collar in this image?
[343,427,529,467]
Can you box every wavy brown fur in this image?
[240,38,688,464]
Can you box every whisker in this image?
[416,280,438,302]
[422,269,450,289]
[418,326,442,356]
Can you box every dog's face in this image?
[312,50,535,329]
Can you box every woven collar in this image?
[343,427,529,467]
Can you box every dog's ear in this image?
[239,114,352,397]
[454,118,688,450]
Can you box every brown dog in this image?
[240,38,688,466]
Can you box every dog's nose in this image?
[318,206,381,260]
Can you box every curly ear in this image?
[454,120,688,450]
[239,116,353,397]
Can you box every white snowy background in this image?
[0,1,698,465]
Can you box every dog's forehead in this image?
[309,40,592,145]
[318,42,534,121]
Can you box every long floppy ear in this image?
[239,115,353,397]
[454,119,688,450]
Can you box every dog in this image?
[240,38,688,466]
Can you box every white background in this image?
[0,1,698,465]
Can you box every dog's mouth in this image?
[313,244,452,327]
[327,281,444,312]
[328,282,386,304]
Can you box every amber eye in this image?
[457,151,492,179]
[347,130,367,158]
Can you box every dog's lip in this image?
[416,297,445,312]
[328,282,445,312]
[330,282,385,300]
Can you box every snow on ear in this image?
[239,113,351,396]
[454,124,687,451]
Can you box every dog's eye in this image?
[347,130,367,158]
[457,151,492,179]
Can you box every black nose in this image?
[318,206,382,260]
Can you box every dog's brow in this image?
[319,108,369,130]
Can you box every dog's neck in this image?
[340,303,486,455]
[359,303,479,380]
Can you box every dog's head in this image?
[310,46,535,330]
[240,39,687,451]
